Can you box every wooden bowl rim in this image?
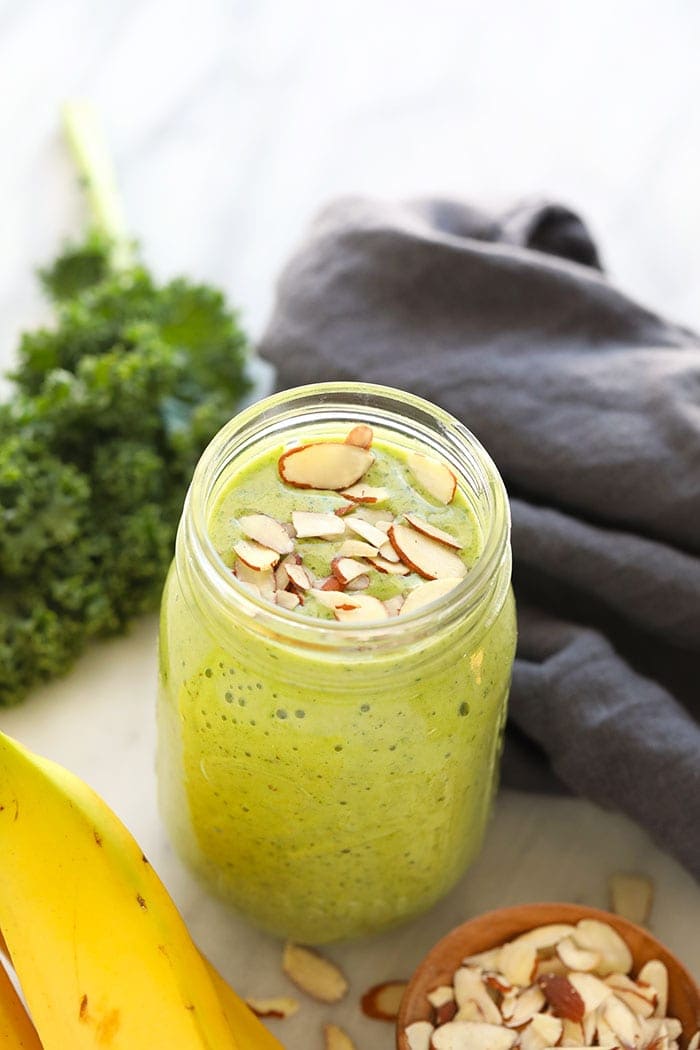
[396,902,700,1049]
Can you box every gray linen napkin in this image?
[259,196,700,880]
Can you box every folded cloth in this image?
[259,196,700,880]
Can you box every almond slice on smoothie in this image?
[286,562,313,590]
[340,483,390,504]
[399,578,463,615]
[345,516,390,548]
[404,513,462,549]
[276,589,301,610]
[233,539,280,572]
[238,513,295,554]
[292,510,346,539]
[369,557,410,575]
[407,451,457,504]
[344,423,373,449]
[279,442,374,489]
[311,590,389,622]
[331,556,370,585]
[388,523,467,580]
[338,539,380,558]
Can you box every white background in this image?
[0,3,698,1047]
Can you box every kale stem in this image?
[62,101,135,271]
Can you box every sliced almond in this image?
[573,920,632,977]
[333,594,389,623]
[637,961,668,1018]
[275,561,290,591]
[454,967,502,1025]
[605,974,656,1009]
[431,1020,518,1050]
[282,942,348,1003]
[345,517,390,548]
[291,510,346,539]
[501,986,546,1028]
[345,573,370,591]
[602,993,642,1048]
[238,513,295,555]
[688,1032,700,1050]
[483,972,513,996]
[331,557,369,585]
[404,513,462,549]
[383,595,405,616]
[233,539,280,572]
[344,424,373,449]
[370,557,411,575]
[338,539,380,559]
[534,956,568,979]
[498,939,538,988]
[399,577,462,616]
[318,575,343,592]
[609,873,654,927]
[245,996,300,1018]
[340,483,389,504]
[312,589,352,609]
[428,986,456,1009]
[567,972,612,1013]
[360,979,407,1021]
[529,1014,563,1048]
[286,563,313,591]
[235,559,273,599]
[378,540,401,562]
[510,924,577,951]
[276,590,301,611]
[388,523,467,580]
[279,442,374,490]
[334,502,355,516]
[405,1020,435,1050]
[407,451,457,504]
[324,1023,357,1050]
[456,1001,485,1023]
[594,1012,618,1048]
[352,508,394,525]
[556,937,600,973]
[538,974,585,1022]
[560,1019,585,1046]
[462,949,502,970]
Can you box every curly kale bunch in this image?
[0,107,250,705]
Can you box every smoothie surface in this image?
[209,427,483,617]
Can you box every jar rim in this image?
[179,382,511,653]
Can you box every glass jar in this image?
[157,383,516,943]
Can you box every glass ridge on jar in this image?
[157,383,516,943]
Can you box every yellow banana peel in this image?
[0,731,284,1050]
[0,953,43,1049]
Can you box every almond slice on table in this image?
[345,516,390,549]
[291,510,346,539]
[285,562,313,591]
[405,1021,435,1050]
[331,556,369,585]
[407,451,457,504]
[245,995,300,1018]
[637,960,668,1018]
[370,557,411,575]
[404,513,462,549]
[344,423,373,449]
[361,979,408,1021]
[338,539,380,558]
[340,483,390,504]
[279,442,374,489]
[276,589,301,610]
[454,967,502,1025]
[572,920,633,977]
[399,577,463,616]
[537,974,585,1023]
[324,1023,358,1050]
[238,513,295,555]
[556,936,600,973]
[431,1020,518,1050]
[388,523,467,580]
[282,942,348,1003]
[609,872,654,926]
[233,539,280,572]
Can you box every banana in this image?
[0,731,283,1050]
[0,953,42,1049]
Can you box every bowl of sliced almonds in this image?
[397,903,700,1050]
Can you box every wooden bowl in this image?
[397,902,700,1049]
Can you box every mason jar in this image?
[157,383,516,943]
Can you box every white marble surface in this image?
[1,1,698,1045]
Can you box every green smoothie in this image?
[157,388,516,943]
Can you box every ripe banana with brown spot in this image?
[0,731,283,1050]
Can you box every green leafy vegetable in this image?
[0,103,250,705]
